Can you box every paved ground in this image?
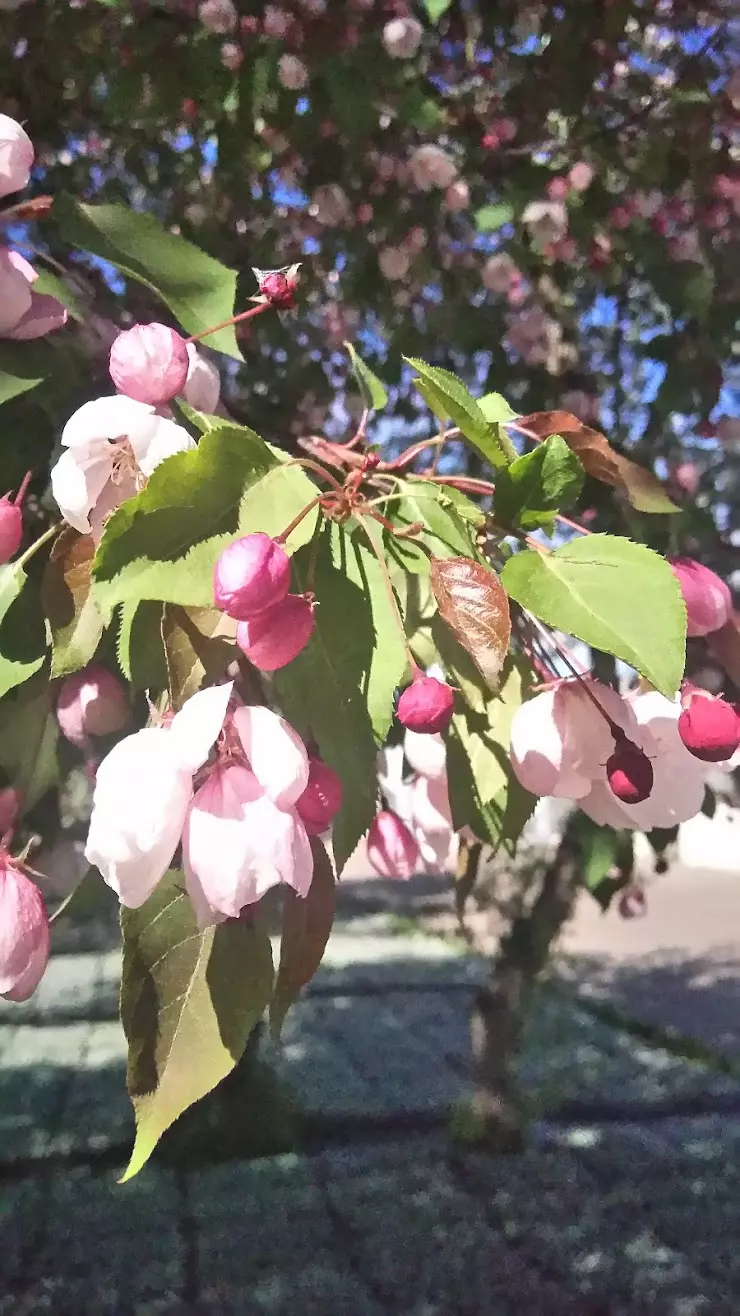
[2,868,740,1313]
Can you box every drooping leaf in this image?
[430,557,511,690]
[161,604,236,709]
[493,434,584,532]
[501,534,686,697]
[117,600,169,689]
[42,528,104,678]
[0,669,59,810]
[93,426,316,612]
[344,341,388,410]
[54,195,242,360]
[0,568,46,699]
[405,358,513,469]
[515,412,678,514]
[275,521,406,871]
[270,836,336,1038]
[120,872,274,1180]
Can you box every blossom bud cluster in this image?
[213,533,315,671]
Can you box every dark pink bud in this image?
[0,496,23,564]
[254,266,300,310]
[109,322,190,405]
[669,557,732,638]
[0,858,50,1001]
[213,533,291,619]
[56,664,131,748]
[236,594,314,671]
[618,886,647,920]
[397,677,454,735]
[606,736,654,804]
[0,787,21,839]
[367,810,420,880]
[678,690,740,763]
[296,758,343,835]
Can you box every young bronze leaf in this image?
[161,604,236,709]
[42,528,104,678]
[270,835,336,1038]
[516,411,678,514]
[430,557,511,690]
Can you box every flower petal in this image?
[232,703,309,806]
[61,395,156,450]
[129,413,196,477]
[50,447,113,535]
[168,682,233,774]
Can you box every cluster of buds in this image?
[213,533,315,671]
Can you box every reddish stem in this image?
[275,495,325,545]
[13,470,33,506]
[185,300,271,345]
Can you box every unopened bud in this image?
[367,810,420,880]
[678,690,740,763]
[109,323,190,406]
[56,664,131,748]
[397,676,454,735]
[296,758,343,835]
[0,495,23,564]
[213,533,291,620]
[253,265,300,310]
[606,735,654,804]
[0,858,50,1002]
[618,886,647,920]
[669,556,732,638]
[236,594,314,671]
[0,787,20,839]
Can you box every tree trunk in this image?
[468,819,582,1149]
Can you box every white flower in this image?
[51,395,195,535]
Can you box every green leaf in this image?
[0,567,46,699]
[474,203,515,232]
[423,0,452,21]
[501,534,686,697]
[493,434,584,532]
[0,670,59,810]
[54,195,242,360]
[404,358,514,469]
[120,871,274,1181]
[390,479,480,571]
[0,340,55,405]
[270,836,336,1038]
[161,604,235,709]
[581,821,621,890]
[51,865,116,925]
[276,522,406,871]
[92,425,317,612]
[344,341,388,410]
[32,268,85,321]
[478,392,517,425]
[446,657,536,855]
[41,529,104,678]
[117,600,168,689]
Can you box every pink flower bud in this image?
[0,495,23,564]
[568,161,594,192]
[678,690,740,763]
[0,114,34,201]
[382,16,423,59]
[397,677,454,735]
[0,859,50,1002]
[296,758,343,835]
[109,323,190,406]
[367,810,420,880]
[0,787,20,839]
[546,176,569,201]
[236,594,314,671]
[56,664,131,748]
[444,179,470,212]
[255,266,300,310]
[606,735,654,804]
[213,533,291,620]
[618,886,647,920]
[669,557,732,638]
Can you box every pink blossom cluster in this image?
[0,116,67,341]
[213,533,315,671]
[369,728,458,880]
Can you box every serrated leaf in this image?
[423,0,452,21]
[0,670,59,809]
[475,203,515,232]
[431,557,511,690]
[0,568,46,699]
[390,479,480,570]
[161,604,235,709]
[493,434,584,532]
[270,836,335,1037]
[405,358,513,469]
[42,528,104,678]
[275,522,406,871]
[120,872,274,1180]
[516,411,678,514]
[117,600,168,689]
[478,392,517,424]
[344,341,388,410]
[501,534,686,697]
[93,426,317,613]
[55,195,242,360]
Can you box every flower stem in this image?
[17,522,61,569]
[275,495,324,545]
[185,300,271,345]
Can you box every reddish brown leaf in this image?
[270,836,336,1037]
[707,612,740,690]
[41,527,104,678]
[430,556,511,690]
[516,411,677,514]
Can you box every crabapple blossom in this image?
[109,323,190,406]
[0,114,34,200]
[408,145,457,192]
[378,246,410,281]
[0,248,67,341]
[277,54,309,90]
[444,179,470,212]
[669,557,732,637]
[50,395,195,537]
[183,343,221,413]
[409,773,456,874]
[295,758,343,835]
[568,162,594,192]
[397,676,455,735]
[510,679,636,800]
[198,0,237,32]
[367,810,420,880]
[521,200,568,246]
[236,594,315,671]
[0,860,50,1002]
[213,533,291,620]
[382,16,423,59]
[56,664,131,748]
[678,689,740,763]
[482,253,519,295]
[605,735,654,804]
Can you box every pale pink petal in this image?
[410,773,452,836]
[0,865,50,1000]
[9,291,68,340]
[509,689,566,796]
[88,468,139,544]
[168,682,233,775]
[50,447,114,534]
[184,343,221,413]
[403,729,446,779]
[232,703,309,807]
[578,780,635,829]
[61,395,156,450]
[0,247,32,334]
[129,412,196,476]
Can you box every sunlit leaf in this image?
[431,556,511,690]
